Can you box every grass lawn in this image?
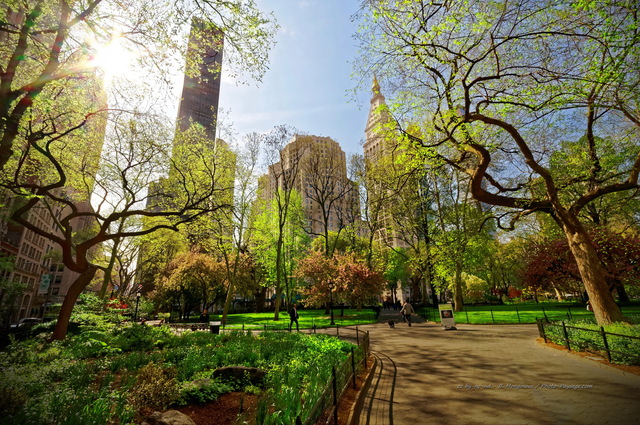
[419,303,640,324]
[218,308,377,330]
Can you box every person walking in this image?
[289,304,299,332]
[400,301,415,326]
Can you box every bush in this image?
[112,323,170,352]
[179,377,234,404]
[129,362,181,410]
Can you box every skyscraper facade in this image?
[176,18,224,142]
[362,76,411,250]
[260,134,360,237]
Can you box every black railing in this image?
[300,326,370,425]
[536,319,640,365]
[417,305,637,324]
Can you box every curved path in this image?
[353,309,640,425]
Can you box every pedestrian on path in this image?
[289,304,299,331]
[400,301,415,326]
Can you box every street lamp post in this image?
[134,291,141,322]
[328,281,335,326]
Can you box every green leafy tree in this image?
[157,250,227,317]
[355,0,639,324]
[0,1,278,339]
[260,125,307,320]
[3,112,235,340]
[253,187,309,315]
[0,0,277,170]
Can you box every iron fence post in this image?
[516,307,521,323]
[562,320,571,351]
[600,326,612,362]
[332,366,338,425]
[351,347,357,389]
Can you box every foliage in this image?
[112,323,174,352]
[129,362,181,410]
[158,249,228,313]
[69,293,124,333]
[0,327,356,424]
[458,273,491,304]
[0,255,25,326]
[296,251,385,309]
[253,187,310,308]
[522,229,640,299]
[543,318,640,365]
[355,0,639,324]
[179,378,234,405]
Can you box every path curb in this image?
[346,355,378,425]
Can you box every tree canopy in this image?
[355,0,640,324]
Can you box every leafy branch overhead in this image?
[355,0,639,325]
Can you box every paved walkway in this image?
[352,309,640,425]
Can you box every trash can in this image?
[209,321,221,334]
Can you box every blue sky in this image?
[217,0,370,156]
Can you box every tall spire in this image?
[372,74,380,94]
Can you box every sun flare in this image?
[89,35,136,83]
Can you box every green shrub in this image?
[179,378,234,404]
[112,323,170,352]
[0,381,28,417]
[129,362,181,410]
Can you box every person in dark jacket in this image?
[199,309,210,323]
[289,304,299,331]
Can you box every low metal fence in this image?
[417,305,637,324]
[536,319,640,365]
[165,321,371,424]
[299,326,370,425]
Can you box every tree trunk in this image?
[430,282,439,307]
[610,279,630,303]
[564,227,625,325]
[551,284,563,302]
[254,287,267,313]
[273,285,283,321]
[50,264,99,341]
[221,279,235,326]
[453,261,464,312]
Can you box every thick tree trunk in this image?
[50,265,99,341]
[564,227,624,325]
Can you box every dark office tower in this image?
[176,18,224,141]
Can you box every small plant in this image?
[0,382,28,417]
[129,362,181,410]
[179,378,234,404]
